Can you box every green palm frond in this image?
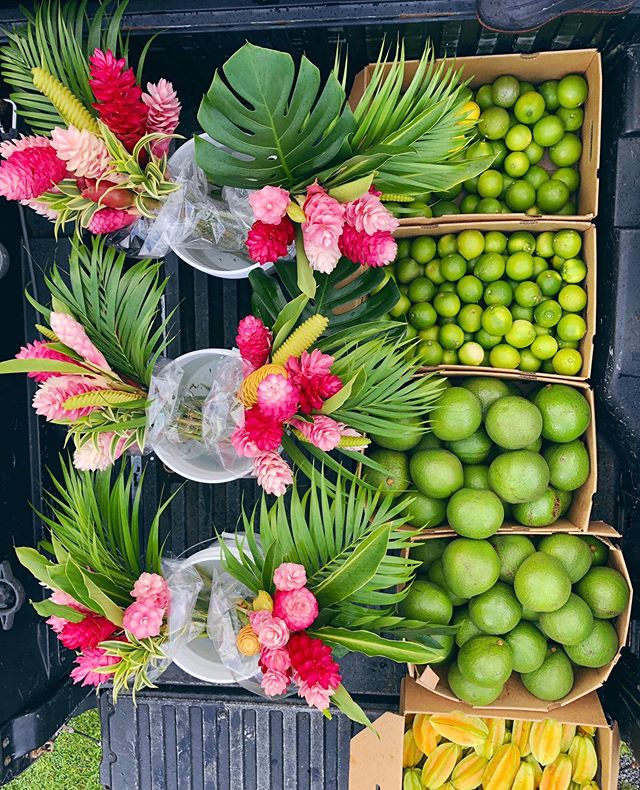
[0,0,130,135]
[28,235,172,387]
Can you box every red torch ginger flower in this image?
[235,315,272,370]
[288,632,341,699]
[0,144,67,201]
[57,613,117,651]
[246,217,294,265]
[339,224,397,268]
[87,207,136,234]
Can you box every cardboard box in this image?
[349,49,602,223]
[407,523,632,713]
[396,220,596,381]
[349,678,620,790]
[413,370,597,531]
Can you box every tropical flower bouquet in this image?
[212,472,454,724]
[15,461,206,697]
[0,1,181,240]
[195,42,491,296]
[0,237,171,470]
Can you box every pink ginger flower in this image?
[87,207,136,234]
[249,186,290,225]
[32,375,109,421]
[344,192,399,235]
[243,407,283,453]
[253,450,293,497]
[291,415,342,452]
[339,224,397,268]
[123,599,164,639]
[236,315,272,370]
[248,609,275,635]
[46,615,67,634]
[257,373,299,421]
[273,562,307,592]
[296,679,334,710]
[255,614,290,649]
[246,217,295,265]
[230,424,260,458]
[0,144,67,201]
[20,198,59,220]
[301,185,345,274]
[15,340,77,383]
[260,647,292,673]
[49,312,111,371]
[131,572,170,610]
[142,79,181,157]
[287,348,334,378]
[0,134,50,158]
[261,669,290,696]
[50,589,90,613]
[274,588,319,631]
[73,432,130,472]
[70,647,121,687]
[57,613,116,650]
[50,126,110,179]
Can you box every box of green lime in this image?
[388,222,595,379]
[403,523,631,712]
[362,375,596,531]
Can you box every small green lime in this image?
[408,301,438,330]
[484,281,513,306]
[531,334,559,360]
[461,194,480,213]
[439,323,465,351]
[532,254,549,275]
[416,339,444,366]
[442,349,459,365]
[482,304,513,336]
[411,236,437,264]
[458,341,485,366]
[523,165,549,191]
[519,349,542,372]
[389,294,411,318]
[464,464,490,490]
[533,114,565,147]
[506,251,535,281]
[537,179,570,213]
[537,269,563,297]
[458,635,513,687]
[508,231,536,254]
[575,566,630,618]
[514,552,572,612]
[431,387,483,441]
[490,534,536,584]
[491,139,508,168]
[475,252,506,282]
[558,284,587,313]
[476,84,494,110]
[446,488,504,539]
[476,197,502,214]
[552,167,580,193]
[505,180,536,211]
[492,75,521,108]
[437,234,458,257]
[456,274,483,303]
[557,74,588,108]
[469,582,522,634]
[557,314,587,342]
[535,231,555,258]
[515,281,542,307]
[478,106,511,139]
[552,348,583,376]
[553,229,582,258]
[534,298,562,327]
[460,376,511,415]
[514,91,546,124]
[557,106,584,132]
[565,619,619,668]
[448,662,503,706]
[539,80,560,111]
[475,329,503,350]
[506,123,533,151]
[521,648,574,702]
[441,253,467,282]
[410,537,448,570]
[442,538,501,599]
[550,133,582,167]
[504,151,530,178]
[408,276,437,303]
[524,140,544,164]
[561,258,587,284]
[538,532,594,583]
[432,200,460,217]
[434,291,461,318]
[395,258,421,283]
[398,579,453,624]
[489,344,520,369]
[477,170,504,199]
[410,449,464,498]
[505,621,548,673]
[505,319,536,349]
[488,450,550,504]
[425,259,445,285]
[457,304,484,334]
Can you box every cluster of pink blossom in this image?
[245,183,398,272]
[248,563,341,710]
[122,573,170,639]
[0,49,180,233]
[230,315,364,496]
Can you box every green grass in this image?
[6,710,101,790]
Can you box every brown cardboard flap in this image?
[349,712,404,790]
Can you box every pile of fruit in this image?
[364,379,591,530]
[403,710,602,789]
[402,531,629,705]
[389,228,588,375]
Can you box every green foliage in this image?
[99,634,167,700]
[0,1,130,135]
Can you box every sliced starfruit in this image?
[450,752,487,790]
[403,730,423,768]
[530,719,563,766]
[512,721,533,756]
[560,724,577,753]
[525,755,543,787]
[512,762,536,790]
[482,743,521,790]
[540,754,572,790]
[413,713,441,756]
[568,735,598,784]
[476,718,506,759]
[430,712,489,748]
[422,743,461,790]
[403,767,423,790]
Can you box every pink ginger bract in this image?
[252,450,293,496]
[0,144,67,201]
[273,588,319,631]
[249,186,290,225]
[236,315,272,370]
[32,375,109,421]
[87,207,136,234]
[123,599,164,639]
[70,647,121,687]
[257,373,299,421]
[50,126,110,179]
[142,79,181,157]
[15,339,77,383]
[49,312,111,371]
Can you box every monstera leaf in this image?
[249,258,400,335]
[196,43,356,190]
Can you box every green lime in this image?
[557,314,587,343]
[514,90,546,124]
[551,254,566,271]
[464,175,480,195]
[539,593,594,647]
[439,323,465,351]
[537,269,563,297]
[484,231,507,253]
[395,258,421,283]
[408,277,436,303]
[539,80,560,111]
[534,299,562,327]
[464,464,490,490]
[491,139,508,168]
[476,197,502,214]
[427,559,468,607]
[437,182,463,200]
[442,350,459,365]
[515,281,542,307]
[434,291,461,318]
[442,538,501,599]
[512,487,566,527]
[506,123,533,152]
[469,582,522,635]
[402,201,432,218]
[369,416,424,451]
[410,449,464,498]
[544,439,590,492]
[550,133,582,167]
[557,106,584,132]
[448,662,503,706]
[458,341,485,366]
[533,254,548,274]
[461,194,480,214]
[389,294,411,318]
[414,432,442,452]
[475,252,506,282]
[579,535,609,566]
[523,165,549,191]
[506,251,535,281]
[537,179,570,213]
[410,538,448,570]
[492,76,521,107]
[398,578,453,624]
[561,258,587,284]
[482,304,513,336]
[408,302,437,331]
[431,387,483,441]
[533,384,590,442]
[521,648,574,701]
[488,450,550,504]
[460,376,511,415]
[432,200,460,217]
[538,533,594,583]
[489,344,520,369]
[558,284,587,313]
[485,395,543,449]
[400,491,447,529]
[478,106,511,139]
[519,349,542,372]
[416,340,444,366]
[505,622,548,673]
[531,334,559,360]
[475,329,503,350]
[553,229,582,258]
[504,151,530,178]
[522,607,540,622]
[437,234,458,257]
[575,566,630,618]
[457,304,482,334]
[552,348,583,376]
[520,80,535,94]
[425,259,445,284]
[455,229,483,259]
[476,170,503,199]
[557,74,588,108]
[466,140,496,160]
[505,319,536,348]
[490,534,536,584]
[505,180,536,211]
[447,427,493,463]
[565,619,619,669]
[514,552,572,612]
[508,231,536,254]
[456,274,483,303]
[533,114,565,146]
[535,231,555,258]
[363,448,410,495]
[457,635,513,687]
[396,239,412,259]
[476,84,493,110]
[524,140,544,164]
[553,166,580,193]
[453,607,483,648]
[411,236,437,264]
[446,488,504,539]
[484,280,513,306]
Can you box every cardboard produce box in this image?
[413,370,597,531]
[396,220,596,381]
[349,678,620,790]
[349,49,602,223]
[407,523,632,713]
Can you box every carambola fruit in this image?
[560,724,577,753]
[476,718,507,759]
[525,755,543,786]
[512,762,536,790]
[403,768,423,790]
[540,754,572,790]
[568,735,598,784]
[530,719,563,765]
[450,752,487,789]
[430,712,489,748]
[422,743,461,789]
[413,713,441,756]
[403,730,423,768]
[482,743,521,790]
[512,720,533,756]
